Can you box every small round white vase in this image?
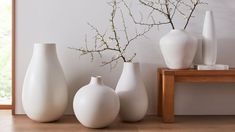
[22,43,68,122]
[73,76,120,128]
[116,62,148,122]
[160,29,198,69]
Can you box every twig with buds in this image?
[123,0,206,30]
[69,0,152,69]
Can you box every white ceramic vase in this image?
[22,43,68,122]
[202,10,217,65]
[159,29,198,69]
[73,76,120,128]
[116,62,148,122]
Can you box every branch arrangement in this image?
[123,0,206,30]
[69,0,152,69]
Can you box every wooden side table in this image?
[157,68,235,123]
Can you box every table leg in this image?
[162,74,175,123]
[157,69,162,116]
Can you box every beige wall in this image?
[16,0,235,115]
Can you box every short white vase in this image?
[202,10,217,65]
[116,62,148,122]
[160,29,198,69]
[73,76,120,128]
[22,43,68,122]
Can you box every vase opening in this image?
[124,62,140,68]
[33,43,57,58]
[35,43,56,45]
[34,43,56,47]
[90,76,103,85]
[170,29,186,33]
[124,62,139,65]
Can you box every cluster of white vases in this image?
[160,10,217,69]
[22,44,148,128]
[22,10,215,128]
[73,62,148,128]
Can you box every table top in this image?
[158,68,235,76]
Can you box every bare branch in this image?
[139,0,168,15]
[101,55,122,66]
[123,25,152,52]
[122,0,171,26]
[120,9,129,45]
[69,0,152,68]
[125,0,206,29]
[110,0,123,54]
[169,0,182,19]
[183,0,200,29]
[164,0,175,29]
[127,53,137,62]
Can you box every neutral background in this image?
[15,0,235,115]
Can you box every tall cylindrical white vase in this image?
[22,43,68,122]
[116,62,148,122]
[202,10,217,65]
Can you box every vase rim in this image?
[34,43,56,46]
[206,10,213,13]
[171,29,185,32]
[124,62,139,64]
[91,76,102,79]
[123,62,140,67]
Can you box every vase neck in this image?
[123,62,140,73]
[170,29,185,33]
[33,43,57,59]
[89,76,103,85]
[205,10,213,16]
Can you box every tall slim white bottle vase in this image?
[202,10,217,65]
[22,43,68,122]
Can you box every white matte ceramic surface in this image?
[160,29,198,69]
[22,43,68,122]
[73,76,120,128]
[116,62,148,122]
[202,10,217,65]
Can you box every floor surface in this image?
[1,110,235,132]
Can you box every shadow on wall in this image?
[217,38,235,66]
[66,71,91,115]
[140,62,165,115]
[174,38,235,115]
[193,38,235,66]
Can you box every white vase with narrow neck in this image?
[159,29,198,69]
[116,62,148,122]
[202,10,217,65]
[22,43,68,122]
[73,76,120,128]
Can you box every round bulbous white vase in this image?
[160,29,198,69]
[22,43,68,122]
[116,62,148,122]
[73,76,120,128]
[202,10,217,65]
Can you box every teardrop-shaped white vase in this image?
[202,10,217,65]
[73,76,120,128]
[116,62,148,122]
[22,43,68,122]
